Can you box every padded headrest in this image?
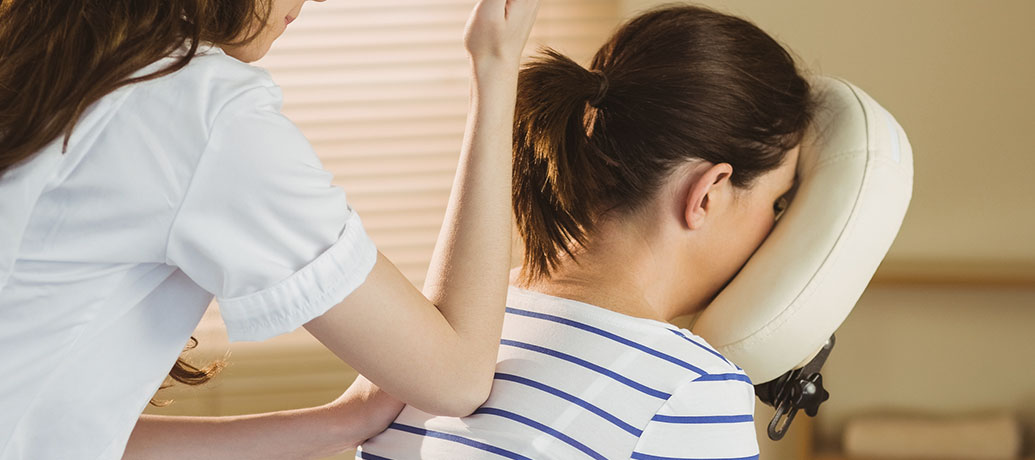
[692,76,914,383]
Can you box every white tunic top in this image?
[0,47,377,459]
[359,287,760,460]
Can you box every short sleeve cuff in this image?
[218,211,377,342]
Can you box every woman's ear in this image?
[683,163,734,230]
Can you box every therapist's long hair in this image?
[513,5,814,281]
[0,0,270,175]
[0,0,268,401]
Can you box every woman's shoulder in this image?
[504,286,746,378]
[181,46,277,94]
[126,45,284,128]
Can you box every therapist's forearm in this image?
[125,408,348,460]
[421,60,518,382]
[301,64,523,417]
[305,1,539,417]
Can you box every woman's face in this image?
[695,146,799,308]
[223,0,324,62]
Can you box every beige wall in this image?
[617,1,1035,458]
[820,285,1035,454]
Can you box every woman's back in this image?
[359,287,759,460]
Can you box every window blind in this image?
[257,0,621,286]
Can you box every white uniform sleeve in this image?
[631,378,760,460]
[166,84,377,342]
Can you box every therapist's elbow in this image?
[419,366,493,417]
[431,388,491,418]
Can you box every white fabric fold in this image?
[219,211,377,342]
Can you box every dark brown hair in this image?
[514,4,814,281]
[0,0,270,399]
[151,337,228,407]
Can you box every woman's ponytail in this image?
[513,48,618,281]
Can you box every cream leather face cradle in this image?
[692,77,914,439]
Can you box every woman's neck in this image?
[514,219,696,322]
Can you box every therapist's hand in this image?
[325,374,405,451]
[124,375,404,460]
[465,0,541,66]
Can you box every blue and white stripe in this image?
[359,287,759,459]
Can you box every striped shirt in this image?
[359,287,759,460]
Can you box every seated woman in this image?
[360,5,812,459]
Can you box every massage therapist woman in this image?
[0,0,539,458]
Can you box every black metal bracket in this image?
[753,335,835,440]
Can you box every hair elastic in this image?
[588,69,609,108]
